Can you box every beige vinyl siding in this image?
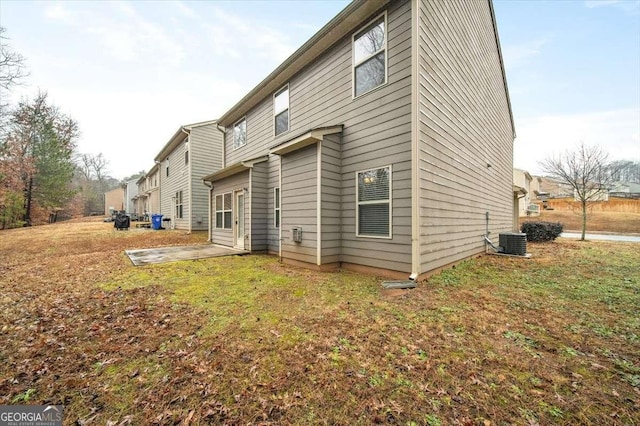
[210,170,250,248]
[222,0,413,272]
[148,189,160,215]
[148,168,160,214]
[160,145,190,230]
[417,0,514,272]
[320,133,341,264]
[190,124,223,231]
[281,144,317,264]
[250,161,269,252]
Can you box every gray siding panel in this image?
[190,124,223,231]
[158,123,222,231]
[281,144,317,264]
[250,162,269,251]
[418,0,514,273]
[321,133,342,264]
[219,0,413,272]
[159,142,190,230]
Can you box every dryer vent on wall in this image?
[499,233,527,256]
[292,226,302,243]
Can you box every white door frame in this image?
[234,190,245,249]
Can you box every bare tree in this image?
[0,27,30,139]
[539,143,616,241]
[0,27,29,90]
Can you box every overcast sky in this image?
[1,0,639,179]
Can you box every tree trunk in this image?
[23,176,33,226]
[581,200,587,241]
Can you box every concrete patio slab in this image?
[125,244,248,266]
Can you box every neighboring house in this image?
[123,179,139,214]
[154,120,223,231]
[133,175,146,217]
[609,182,640,199]
[203,0,515,279]
[104,187,124,216]
[513,169,540,217]
[574,187,609,202]
[539,176,573,198]
[132,164,161,219]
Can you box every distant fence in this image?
[540,197,640,213]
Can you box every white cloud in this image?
[172,1,196,19]
[44,2,185,66]
[584,0,640,13]
[514,108,640,175]
[502,37,552,70]
[202,6,296,63]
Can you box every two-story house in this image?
[133,163,161,220]
[204,0,515,279]
[123,179,138,215]
[154,120,223,232]
[513,168,541,217]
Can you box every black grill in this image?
[499,233,527,256]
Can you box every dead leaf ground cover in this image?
[1,220,639,425]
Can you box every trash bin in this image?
[151,214,163,230]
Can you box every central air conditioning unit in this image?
[499,232,527,256]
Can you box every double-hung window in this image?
[233,118,246,149]
[215,193,232,229]
[353,13,387,97]
[175,191,183,219]
[274,187,280,228]
[356,166,391,238]
[274,85,289,136]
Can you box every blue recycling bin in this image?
[151,214,163,230]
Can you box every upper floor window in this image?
[353,13,387,97]
[184,150,189,165]
[274,85,289,136]
[166,165,169,177]
[356,165,391,238]
[234,118,246,149]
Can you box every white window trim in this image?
[355,165,392,239]
[274,187,281,228]
[273,84,290,137]
[233,117,247,150]
[175,190,183,219]
[215,192,233,230]
[352,11,388,99]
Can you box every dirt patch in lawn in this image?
[1,220,639,425]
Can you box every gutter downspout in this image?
[181,127,192,233]
[277,154,283,263]
[155,160,161,218]
[409,0,420,282]
[204,180,213,242]
[216,123,226,169]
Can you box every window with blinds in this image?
[356,166,391,238]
